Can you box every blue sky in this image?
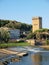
[0,0,49,28]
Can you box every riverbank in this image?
[40,45,49,50]
[0,48,28,65]
[0,42,30,48]
[0,49,28,56]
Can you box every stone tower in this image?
[32,17,42,32]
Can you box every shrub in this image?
[46,39,49,45]
[26,33,36,39]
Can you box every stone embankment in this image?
[0,49,28,57]
[0,49,28,65]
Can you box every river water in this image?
[3,47,49,65]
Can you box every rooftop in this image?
[32,17,42,20]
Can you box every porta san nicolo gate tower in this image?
[27,17,42,46]
[32,17,42,32]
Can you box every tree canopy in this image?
[0,28,10,43]
[0,19,32,31]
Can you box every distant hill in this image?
[0,19,32,31]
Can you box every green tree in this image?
[26,33,36,39]
[0,28,10,43]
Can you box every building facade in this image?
[9,29,20,39]
[32,17,42,32]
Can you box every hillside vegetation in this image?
[0,19,32,31]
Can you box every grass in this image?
[0,42,30,48]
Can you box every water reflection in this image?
[31,52,49,65]
[31,53,42,65]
